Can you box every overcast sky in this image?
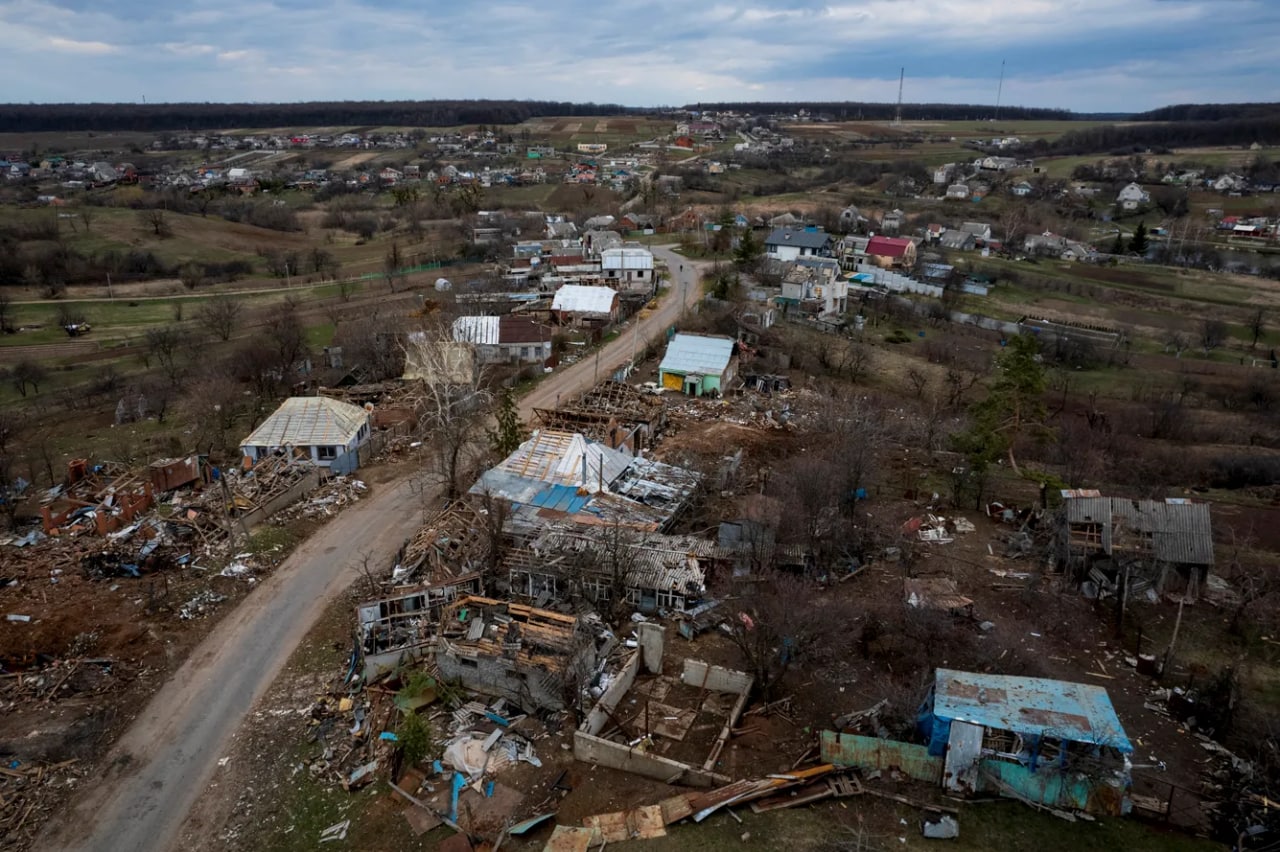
[1,0,1276,112]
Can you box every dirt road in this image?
[41,247,707,852]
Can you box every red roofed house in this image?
[866,235,918,270]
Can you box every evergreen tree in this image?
[1110,232,1126,255]
[733,226,762,273]
[1129,221,1149,256]
[955,335,1048,477]
[487,388,525,459]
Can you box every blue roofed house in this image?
[659,333,737,396]
[920,669,1133,814]
[468,429,701,537]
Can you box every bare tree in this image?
[1247,307,1267,350]
[144,325,187,386]
[1164,329,1191,358]
[0,289,13,333]
[179,263,206,291]
[140,208,171,238]
[403,324,492,500]
[11,359,46,397]
[196,296,243,342]
[263,297,309,383]
[722,570,850,698]
[1200,318,1228,357]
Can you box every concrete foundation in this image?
[572,731,726,787]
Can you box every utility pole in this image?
[994,59,1006,122]
[893,67,905,126]
[106,272,113,300]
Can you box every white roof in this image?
[552,284,617,314]
[601,247,654,271]
[452,316,500,345]
[241,397,368,448]
[660,333,735,376]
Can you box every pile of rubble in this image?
[0,758,87,850]
[298,662,559,841]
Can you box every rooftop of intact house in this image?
[930,669,1133,752]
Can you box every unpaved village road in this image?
[41,247,706,852]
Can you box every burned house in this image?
[503,527,720,614]
[434,596,600,712]
[532,381,667,454]
[822,669,1134,817]
[1058,495,1214,596]
[469,430,700,538]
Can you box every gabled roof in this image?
[552,285,617,314]
[932,669,1132,752]
[660,333,735,376]
[765,227,831,250]
[242,396,367,448]
[452,315,552,346]
[866,236,913,258]
[1063,496,1213,565]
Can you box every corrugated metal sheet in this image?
[452,316,500,345]
[820,732,943,783]
[241,397,368,448]
[932,669,1132,752]
[601,247,654,270]
[551,284,617,314]
[659,333,735,377]
[1064,496,1213,566]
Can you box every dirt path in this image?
[38,247,709,852]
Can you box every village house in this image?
[240,396,371,469]
[880,209,904,234]
[933,163,957,185]
[600,247,656,292]
[945,183,970,200]
[658,333,738,396]
[764,226,832,262]
[960,221,993,244]
[778,256,847,317]
[865,235,918,270]
[1011,180,1034,197]
[451,315,553,366]
[1117,182,1150,210]
[550,284,619,325]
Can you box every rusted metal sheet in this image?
[583,805,666,842]
[820,732,944,784]
[542,825,599,852]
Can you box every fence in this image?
[1130,772,1209,832]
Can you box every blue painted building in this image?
[918,669,1133,815]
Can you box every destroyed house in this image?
[504,529,720,613]
[469,430,700,537]
[919,669,1133,814]
[357,502,490,680]
[532,380,666,453]
[1059,496,1213,594]
[435,596,599,711]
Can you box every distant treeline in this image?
[1045,115,1280,156]
[683,101,1075,121]
[0,100,652,133]
[1135,103,1280,122]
